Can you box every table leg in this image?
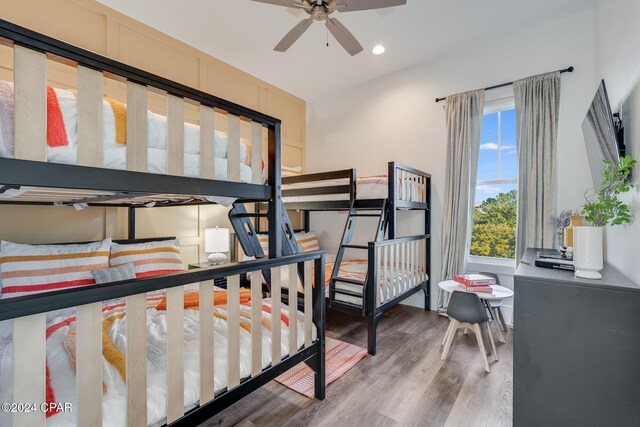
[484,302,506,344]
[478,322,492,356]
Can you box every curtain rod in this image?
[434,66,574,103]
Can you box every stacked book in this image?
[453,274,496,293]
[535,250,575,271]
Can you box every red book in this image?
[453,274,496,287]
[466,286,494,293]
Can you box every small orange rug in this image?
[275,337,368,398]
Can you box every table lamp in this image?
[204,227,230,264]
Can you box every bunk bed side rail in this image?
[0,19,279,126]
[0,19,278,203]
[281,169,356,211]
[0,251,325,426]
[366,235,430,311]
[388,162,431,238]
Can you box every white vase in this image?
[573,226,604,279]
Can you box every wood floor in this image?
[201,305,513,427]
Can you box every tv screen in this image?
[582,80,623,188]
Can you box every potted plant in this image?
[575,155,636,279]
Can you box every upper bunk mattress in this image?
[283,174,388,203]
[0,82,255,183]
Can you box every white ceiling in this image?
[98,0,595,100]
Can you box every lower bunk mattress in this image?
[0,287,315,427]
[323,255,428,306]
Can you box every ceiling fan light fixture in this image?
[372,44,386,55]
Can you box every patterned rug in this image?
[275,337,368,398]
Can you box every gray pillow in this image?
[91,263,136,284]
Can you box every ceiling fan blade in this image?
[336,0,406,12]
[251,0,298,7]
[325,17,363,56]
[274,17,314,52]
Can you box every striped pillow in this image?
[250,233,320,256]
[295,232,321,252]
[258,234,269,255]
[109,239,185,278]
[0,238,111,299]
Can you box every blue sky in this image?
[475,109,517,202]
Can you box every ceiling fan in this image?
[251,0,407,56]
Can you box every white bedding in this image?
[0,290,314,427]
[0,84,254,183]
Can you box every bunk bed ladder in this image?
[229,200,300,287]
[329,199,388,313]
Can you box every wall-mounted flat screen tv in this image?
[582,80,625,188]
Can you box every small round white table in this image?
[438,280,514,344]
[438,280,514,301]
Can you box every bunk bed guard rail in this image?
[0,18,280,208]
[0,252,325,427]
[366,235,430,311]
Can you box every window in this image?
[469,100,518,260]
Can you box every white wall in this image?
[307,9,599,320]
[595,0,640,285]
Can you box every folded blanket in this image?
[46,85,68,147]
[104,97,127,145]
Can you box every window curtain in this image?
[440,89,485,284]
[514,71,560,262]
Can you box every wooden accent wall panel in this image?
[117,23,199,88]
[204,61,261,111]
[7,0,108,55]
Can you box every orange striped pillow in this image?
[258,234,269,256]
[0,238,111,298]
[109,239,185,278]
[250,233,320,256]
[295,232,321,252]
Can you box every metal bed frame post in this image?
[309,254,326,399]
[366,242,379,355]
[387,162,397,239]
[128,206,136,240]
[267,123,282,258]
[424,176,432,311]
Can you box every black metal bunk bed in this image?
[257,162,431,355]
[0,20,325,427]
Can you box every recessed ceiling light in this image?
[372,45,386,55]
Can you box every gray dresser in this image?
[514,248,640,427]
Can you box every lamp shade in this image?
[204,227,230,253]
